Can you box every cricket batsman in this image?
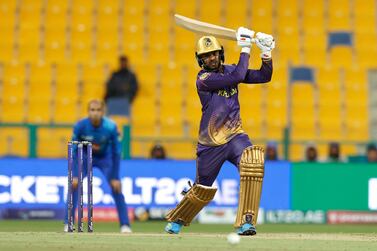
[165,27,274,235]
[64,99,132,233]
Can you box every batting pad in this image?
[165,184,217,226]
[234,146,265,227]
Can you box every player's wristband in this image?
[241,47,251,54]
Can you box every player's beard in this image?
[205,58,220,71]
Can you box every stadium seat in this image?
[327,0,351,30]
[37,128,71,158]
[27,97,52,123]
[53,98,79,123]
[164,141,196,159]
[0,127,28,157]
[250,0,273,34]
[173,0,196,18]
[0,97,26,123]
[328,46,354,68]
[197,0,222,24]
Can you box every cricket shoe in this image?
[63,224,75,232]
[236,223,256,236]
[120,225,132,233]
[164,222,182,234]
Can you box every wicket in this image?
[67,141,93,233]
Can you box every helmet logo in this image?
[204,38,212,47]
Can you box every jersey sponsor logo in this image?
[217,87,237,98]
[199,72,211,80]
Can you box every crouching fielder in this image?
[164,28,275,235]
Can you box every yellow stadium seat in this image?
[0,127,28,157]
[344,66,367,88]
[1,78,25,98]
[327,0,351,30]
[164,141,196,159]
[302,31,326,51]
[37,128,71,158]
[18,0,42,25]
[224,0,248,27]
[174,44,196,65]
[328,46,354,68]
[289,143,305,162]
[81,79,105,104]
[29,61,52,82]
[70,41,93,63]
[174,0,196,18]
[186,99,201,137]
[355,47,377,68]
[241,104,266,140]
[250,0,273,34]
[318,103,343,140]
[2,61,25,81]
[17,41,41,62]
[29,79,52,98]
[95,40,119,65]
[97,0,120,27]
[53,97,79,123]
[27,97,52,123]
[301,0,325,33]
[197,1,222,24]
[131,97,157,137]
[353,14,375,34]
[0,40,15,61]
[354,33,377,50]
[82,63,107,82]
[45,0,68,28]
[0,97,26,123]
[131,141,155,158]
[316,66,340,88]
[55,63,79,82]
[303,47,326,66]
[55,80,79,99]
[344,117,369,141]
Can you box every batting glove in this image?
[237,27,255,54]
[255,32,275,59]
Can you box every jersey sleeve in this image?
[196,53,250,91]
[243,59,273,84]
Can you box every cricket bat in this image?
[174,14,238,41]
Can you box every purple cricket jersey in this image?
[195,53,273,148]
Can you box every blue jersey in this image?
[72,117,121,171]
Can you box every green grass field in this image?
[0,220,376,251]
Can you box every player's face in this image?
[201,51,220,70]
[88,102,104,124]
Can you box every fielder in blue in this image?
[64,99,131,233]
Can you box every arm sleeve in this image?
[243,59,273,84]
[196,53,250,91]
[110,125,122,180]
